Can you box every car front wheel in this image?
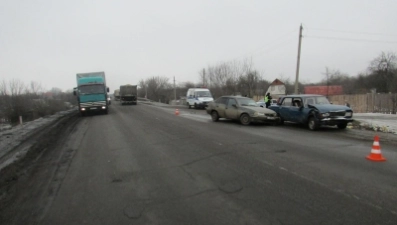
[240,114,251,125]
[277,114,284,125]
[337,123,347,129]
[308,116,319,130]
[211,111,219,122]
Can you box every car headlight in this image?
[321,113,330,118]
[345,112,352,117]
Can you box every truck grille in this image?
[80,101,106,107]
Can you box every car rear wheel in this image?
[337,123,347,129]
[308,116,319,131]
[211,111,219,122]
[240,114,251,125]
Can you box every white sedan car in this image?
[256,99,278,107]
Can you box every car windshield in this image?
[79,84,105,95]
[196,91,212,97]
[314,96,331,104]
[237,98,258,106]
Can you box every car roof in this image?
[281,94,324,98]
[219,96,252,99]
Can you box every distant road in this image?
[3,102,397,225]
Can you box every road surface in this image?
[1,102,396,225]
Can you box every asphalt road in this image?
[2,102,397,225]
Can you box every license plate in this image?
[91,107,97,110]
[267,117,275,120]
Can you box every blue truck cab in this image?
[74,72,109,116]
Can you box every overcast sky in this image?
[1,0,396,92]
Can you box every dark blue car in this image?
[269,94,353,130]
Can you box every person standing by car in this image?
[264,93,272,108]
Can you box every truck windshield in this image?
[195,91,212,97]
[79,85,105,95]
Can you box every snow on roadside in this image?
[353,113,397,135]
[0,109,76,170]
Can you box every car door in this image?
[225,98,238,119]
[214,97,227,118]
[279,97,293,121]
[289,97,305,123]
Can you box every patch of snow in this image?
[354,113,397,135]
[0,109,76,170]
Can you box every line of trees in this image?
[137,51,396,104]
[0,79,76,124]
[316,52,397,94]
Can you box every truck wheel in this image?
[308,117,319,131]
[194,103,198,109]
[240,114,251,125]
[337,123,347,129]
[104,109,108,114]
[80,111,86,117]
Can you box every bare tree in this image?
[9,79,26,96]
[368,52,396,93]
[146,76,171,102]
[28,81,43,95]
[0,79,8,96]
[206,58,254,96]
[239,70,262,97]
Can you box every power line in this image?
[230,29,298,61]
[305,35,397,44]
[306,27,397,37]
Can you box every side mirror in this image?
[232,104,237,108]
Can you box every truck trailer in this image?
[114,89,120,101]
[74,71,109,116]
[120,84,137,105]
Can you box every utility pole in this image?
[203,68,206,87]
[294,24,303,94]
[173,76,176,101]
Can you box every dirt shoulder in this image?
[0,111,80,224]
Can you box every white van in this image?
[186,88,214,109]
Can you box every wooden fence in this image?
[328,93,397,114]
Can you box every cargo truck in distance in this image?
[73,71,109,116]
[120,84,137,105]
[114,89,120,101]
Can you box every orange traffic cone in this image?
[366,135,386,162]
[175,109,179,115]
